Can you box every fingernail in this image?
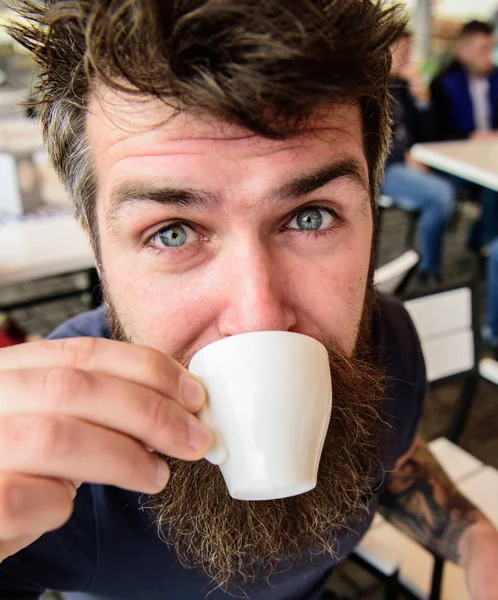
[156,459,170,489]
[188,415,212,452]
[180,376,206,410]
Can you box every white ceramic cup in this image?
[188,331,332,501]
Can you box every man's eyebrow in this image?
[107,156,368,221]
[270,157,369,202]
[108,183,221,220]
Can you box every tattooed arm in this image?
[378,438,498,599]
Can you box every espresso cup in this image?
[188,330,332,501]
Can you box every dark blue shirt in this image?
[430,60,498,140]
[0,294,426,599]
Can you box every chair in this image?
[374,250,419,296]
[479,357,498,386]
[403,284,480,442]
[377,194,421,253]
[353,439,498,600]
[350,282,485,600]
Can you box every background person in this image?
[431,20,498,142]
[431,20,498,253]
[382,30,455,284]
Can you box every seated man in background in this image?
[382,30,455,284]
[431,20,498,253]
[0,2,497,600]
[431,20,498,141]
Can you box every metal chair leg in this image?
[405,212,420,250]
[447,373,479,443]
[348,553,399,600]
[429,555,444,600]
[384,569,399,600]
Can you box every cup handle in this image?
[196,405,229,465]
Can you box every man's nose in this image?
[217,244,297,337]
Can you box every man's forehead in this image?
[86,86,364,159]
[462,32,494,48]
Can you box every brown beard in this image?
[105,283,386,594]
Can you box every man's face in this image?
[85,91,381,590]
[87,92,372,361]
[458,33,495,77]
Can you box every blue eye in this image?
[287,206,335,231]
[150,223,199,248]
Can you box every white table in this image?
[0,211,97,309]
[0,212,94,288]
[410,139,498,191]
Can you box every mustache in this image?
[103,278,386,594]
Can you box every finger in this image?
[0,337,205,412]
[0,368,211,460]
[0,415,170,494]
[0,473,75,540]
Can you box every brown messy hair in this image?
[6,0,406,251]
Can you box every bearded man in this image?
[0,1,497,599]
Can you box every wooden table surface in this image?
[0,212,94,288]
[411,139,498,191]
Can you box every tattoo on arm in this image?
[378,441,483,563]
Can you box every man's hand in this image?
[405,152,429,173]
[0,337,211,562]
[470,130,498,141]
[460,521,498,600]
